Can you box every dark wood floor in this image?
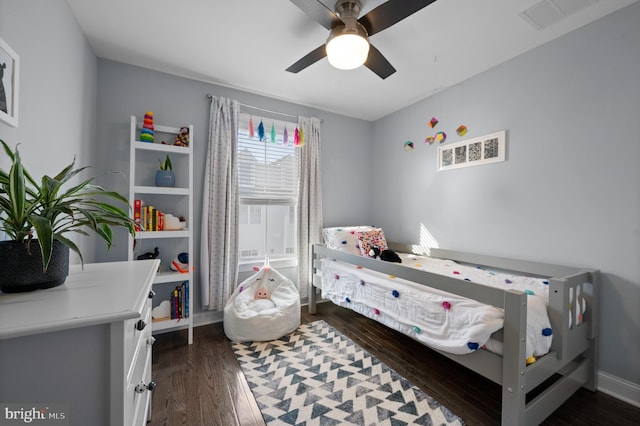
[150,302,639,425]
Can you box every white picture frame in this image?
[437,130,506,171]
[0,37,19,127]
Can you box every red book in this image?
[133,199,142,231]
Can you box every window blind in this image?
[238,113,299,204]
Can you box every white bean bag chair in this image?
[223,266,300,342]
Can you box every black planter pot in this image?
[0,240,70,293]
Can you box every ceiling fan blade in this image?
[289,0,342,30]
[359,0,437,36]
[364,44,396,79]
[286,44,328,73]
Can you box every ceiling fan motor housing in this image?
[326,0,370,70]
[333,0,367,36]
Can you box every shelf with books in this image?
[150,280,189,333]
[136,230,189,239]
[128,114,194,344]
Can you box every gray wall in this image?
[3,0,637,399]
[371,3,640,387]
[95,59,373,320]
[0,0,98,261]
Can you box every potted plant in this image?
[155,154,175,187]
[0,139,136,293]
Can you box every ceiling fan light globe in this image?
[326,33,370,70]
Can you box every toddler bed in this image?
[308,228,599,425]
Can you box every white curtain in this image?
[200,96,239,311]
[296,117,323,300]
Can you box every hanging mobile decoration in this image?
[270,122,277,143]
[293,127,300,146]
[457,84,468,137]
[249,116,255,139]
[435,131,447,143]
[298,127,305,146]
[404,141,415,151]
[283,126,289,145]
[428,57,440,130]
[425,136,435,145]
[257,120,265,141]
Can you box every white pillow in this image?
[322,226,376,256]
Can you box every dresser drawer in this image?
[124,297,153,372]
[127,339,153,426]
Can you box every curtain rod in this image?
[206,93,298,120]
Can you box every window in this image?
[237,113,299,263]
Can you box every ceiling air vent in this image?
[520,0,600,30]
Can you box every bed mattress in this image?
[320,253,554,358]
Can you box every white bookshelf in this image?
[128,115,194,344]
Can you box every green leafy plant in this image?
[159,155,173,171]
[0,139,136,271]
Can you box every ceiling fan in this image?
[286,0,437,79]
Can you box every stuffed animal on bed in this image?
[368,246,402,263]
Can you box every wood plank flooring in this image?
[150,302,639,425]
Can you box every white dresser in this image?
[0,260,160,426]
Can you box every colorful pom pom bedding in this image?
[319,252,583,358]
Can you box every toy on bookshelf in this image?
[152,300,171,321]
[137,247,159,260]
[164,213,186,230]
[170,252,190,273]
[140,111,155,142]
[174,127,189,147]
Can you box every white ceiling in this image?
[67,0,636,121]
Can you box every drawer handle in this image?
[135,320,147,331]
[135,381,157,394]
[148,290,155,299]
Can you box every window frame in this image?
[236,113,299,269]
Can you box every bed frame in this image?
[308,243,599,425]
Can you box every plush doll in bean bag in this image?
[248,287,276,312]
[368,246,402,263]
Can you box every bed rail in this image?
[548,270,599,361]
[311,244,512,308]
[309,242,599,424]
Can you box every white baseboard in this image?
[194,310,223,327]
[598,370,640,408]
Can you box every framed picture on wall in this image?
[0,37,19,127]
[437,130,506,171]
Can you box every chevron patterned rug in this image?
[232,320,465,426]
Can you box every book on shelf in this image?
[133,199,142,231]
[170,281,189,319]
